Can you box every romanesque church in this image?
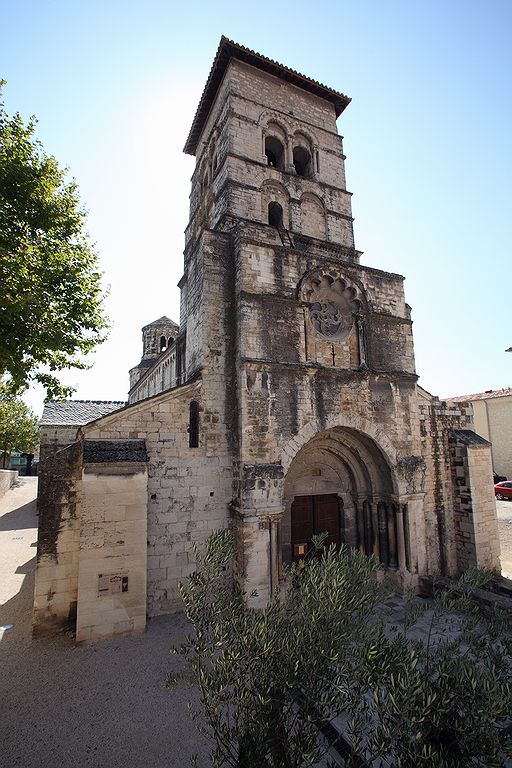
[34,37,500,642]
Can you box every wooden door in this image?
[290,494,340,562]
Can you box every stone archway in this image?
[281,426,405,574]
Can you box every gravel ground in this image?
[1,480,511,768]
[0,478,211,768]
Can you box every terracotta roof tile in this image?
[449,387,512,403]
[184,36,351,155]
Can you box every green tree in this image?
[0,82,108,399]
[169,531,512,768]
[0,395,39,468]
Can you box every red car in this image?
[495,481,512,500]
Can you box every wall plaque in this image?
[98,572,129,597]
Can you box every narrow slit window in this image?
[189,401,199,448]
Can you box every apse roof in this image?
[184,36,351,155]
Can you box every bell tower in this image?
[181,38,423,603]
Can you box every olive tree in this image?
[169,531,512,767]
[0,82,108,399]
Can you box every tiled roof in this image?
[142,316,179,330]
[449,387,512,403]
[184,36,351,155]
[40,400,126,426]
[450,429,491,446]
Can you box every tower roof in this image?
[184,36,351,156]
[141,316,178,330]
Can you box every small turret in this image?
[129,316,179,388]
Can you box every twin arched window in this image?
[160,335,175,352]
[265,133,313,179]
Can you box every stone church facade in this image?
[34,38,500,643]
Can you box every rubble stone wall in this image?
[33,442,82,634]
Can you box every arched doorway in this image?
[282,426,403,571]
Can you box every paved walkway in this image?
[1,480,510,767]
[0,478,210,768]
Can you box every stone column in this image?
[234,513,272,608]
[398,494,424,575]
[269,517,280,595]
[356,316,367,368]
[387,503,398,570]
[395,504,407,571]
[235,463,285,606]
[286,135,294,173]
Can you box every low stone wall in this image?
[0,469,18,498]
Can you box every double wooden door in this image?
[290,494,341,562]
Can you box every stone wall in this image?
[129,344,178,404]
[39,425,79,463]
[0,469,18,497]
[449,430,501,572]
[82,382,233,615]
[34,442,82,634]
[76,443,148,643]
[418,391,500,575]
[471,395,512,479]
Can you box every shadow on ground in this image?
[0,518,211,768]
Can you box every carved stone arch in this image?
[260,179,290,228]
[299,191,326,239]
[292,128,317,151]
[281,424,399,566]
[265,120,287,143]
[281,414,399,494]
[258,109,293,135]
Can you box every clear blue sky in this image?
[2,0,511,415]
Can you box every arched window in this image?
[268,201,283,228]
[168,336,174,348]
[293,146,312,177]
[160,335,167,352]
[189,401,199,448]
[265,136,284,169]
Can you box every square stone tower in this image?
[181,38,426,601]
